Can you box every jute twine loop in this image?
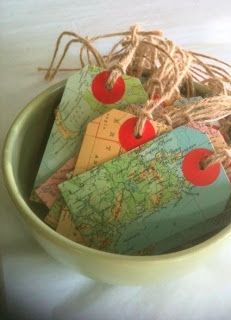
[219,116,231,143]
[134,53,193,137]
[39,26,231,172]
[164,96,231,127]
[200,148,231,170]
[43,31,105,81]
[106,25,140,89]
[40,27,231,99]
[183,112,193,124]
[132,95,231,168]
[160,96,231,169]
[163,114,173,127]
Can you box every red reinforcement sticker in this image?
[182,148,220,186]
[119,117,156,151]
[92,71,125,104]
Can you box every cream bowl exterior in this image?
[2,81,231,285]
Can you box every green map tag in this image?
[152,196,231,254]
[34,65,148,186]
[59,126,231,255]
[44,195,64,229]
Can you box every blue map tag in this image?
[59,126,231,254]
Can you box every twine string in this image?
[161,96,231,169]
[40,26,231,172]
[106,25,140,89]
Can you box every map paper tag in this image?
[56,206,85,244]
[55,117,228,251]
[59,126,231,255]
[55,114,229,249]
[44,196,64,229]
[74,109,170,175]
[151,126,230,254]
[34,65,148,186]
[55,109,169,239]
[152,195,231,254]
[35,157,75,208]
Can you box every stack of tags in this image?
[32,65,148,228]
[32,66,231,255]
[34,65,148,187]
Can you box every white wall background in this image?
[1,1,231,319]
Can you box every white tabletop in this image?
[1,1,231,319]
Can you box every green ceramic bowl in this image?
[3,81,231,285]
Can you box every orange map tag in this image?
[74,108,170,175]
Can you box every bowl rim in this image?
[2,80,231,263]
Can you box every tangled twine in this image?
[39,25,231,93]
[39,25,231,171]
[157,96,231,170]
[160,96,231,127]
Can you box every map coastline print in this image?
[59,126,231,254]
[35,157,75,208]
[74,109,169,175]
[43,109,228,253]
[151,193,231,254]
[34,65,148,186]
[52,109,168,239]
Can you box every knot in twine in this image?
[137,95,231,129]
[106,25,140,89]
[39,26,231,170]
[134,52,193,137]
[200,148,231,171]
[40,25,231,101]
[134,95,231,169]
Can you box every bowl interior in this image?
[6,82,65,220]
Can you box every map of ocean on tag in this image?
[35,157,75,208]
[59,127,231,254]
[34,65,148,186]
[153,195,231,254]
